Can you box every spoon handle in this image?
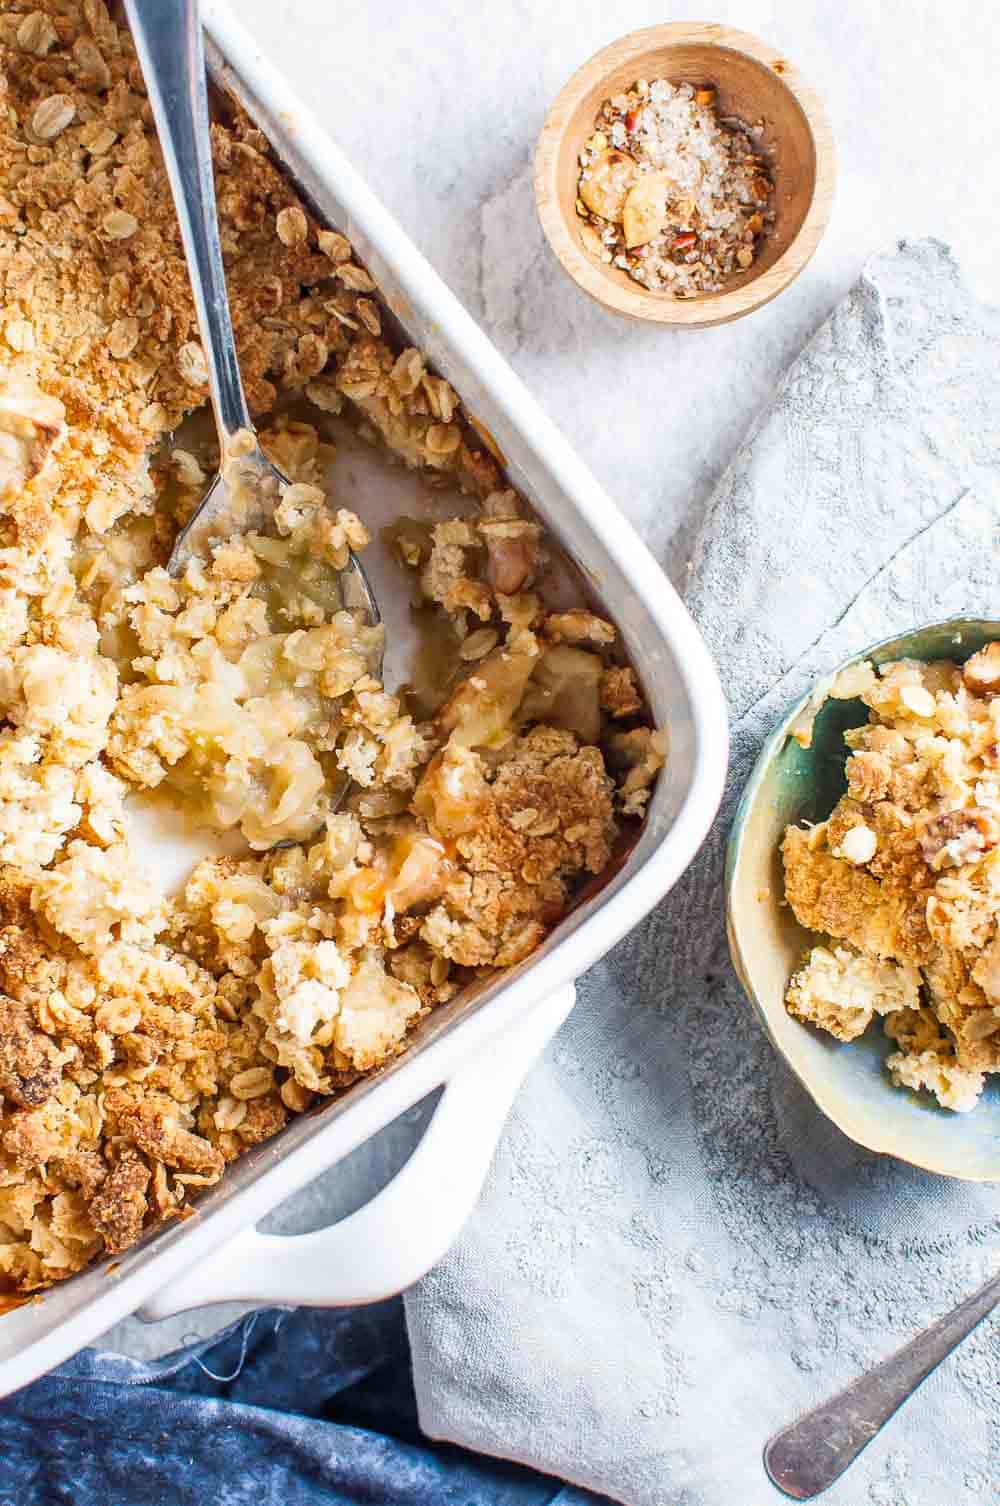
[764,1269,1000,1499]
[124,0,252,444]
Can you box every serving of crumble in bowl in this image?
[535,23,836,326]
[727,620,1000,1181]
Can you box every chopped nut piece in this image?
[113,1094,224,1179]
[578,150,638,222]
[622,170,674,249]
[834,824,878,865]
[917,806,1000,871]
[579,222,605,257]
[963,642,1000,696]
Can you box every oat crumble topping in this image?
[782,649,1000,1112]
[0,2,662,1294]
[575,78,774,297]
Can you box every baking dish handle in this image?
[138,983,574,1319]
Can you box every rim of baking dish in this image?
[0,0,729,1394]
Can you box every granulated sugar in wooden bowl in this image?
[535,23,836,327]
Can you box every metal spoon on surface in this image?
[123,0,378,626]
[764,1268,1000,1499]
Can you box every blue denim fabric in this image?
[0,1302,612,1506]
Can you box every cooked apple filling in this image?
[0,2,662,1294]
[105,460,387,851]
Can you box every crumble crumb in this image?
[786,944,920,1043]
[885,1050,985,1115]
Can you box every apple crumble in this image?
[782,648,1000,1112]
[575,78,774,297]
[0,2,663,1294]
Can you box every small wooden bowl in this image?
[534,23,836,327]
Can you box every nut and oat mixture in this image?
[782,647,1000,1113]
[576,78,774,297]
[0,1,664,1295]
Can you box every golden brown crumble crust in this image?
[0,1,662,1293]
[783,653,1000,1112]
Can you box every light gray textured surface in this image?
[223,0,1000,583]
[406,241,1000,1505]
[104,1,1000,1493]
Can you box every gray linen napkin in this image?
[404,240,1000,1506]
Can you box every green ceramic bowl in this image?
[726,618,1000,1181]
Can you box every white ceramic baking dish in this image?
[0,0,728,1397]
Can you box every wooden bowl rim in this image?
[534,22,837,327]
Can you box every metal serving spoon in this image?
[764,1267,1000,1498]
[123,0,378,626]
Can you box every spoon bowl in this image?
[726,616,1000,1180]
[169,440,286,570]
[124,0,379,637]
[168,441,380,627]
